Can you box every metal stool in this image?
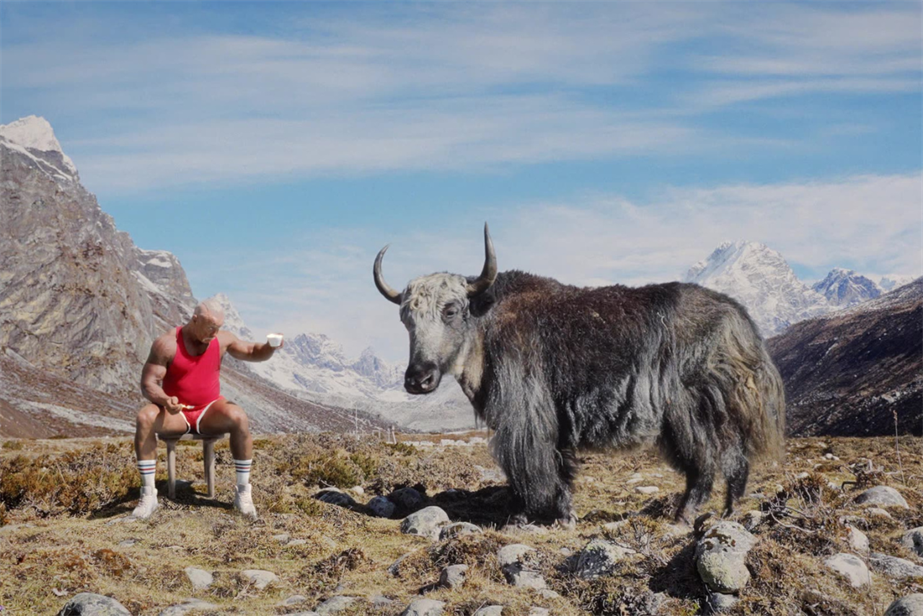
[158,433,228,499]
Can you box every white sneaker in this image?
[131,486,159,519]
[233,484,258,519]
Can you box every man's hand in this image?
[164,396,184,413]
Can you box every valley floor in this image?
[1,434,921,615]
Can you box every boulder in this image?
[315,596,356,615]
[902,528,923,558]
[368,496,396,518]
[824,553,871,588]
[184,566,213,591]
[401,506,450,540]
[158,599,220,616]
[855,486,909,509]
[239,569,279,590]
[401,598,445,616]
[497,544,545,589]
[315,488,357,507]
[846,526,869,555]
[695,522,756,593]
[57,594,131,616]
[438,564,468,589]
[439,522,482,541]
[869,552,923,580]
[885,594,923,616]
[574,539,635,579]
[389,487,425,511]
[473,607,504,616]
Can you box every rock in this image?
[636,486,659,494]
[528,609,550,616]
[401,506,450,540]
[627,473,644,484]
[439,564,469,589]
[315,488,357,507]
[855,486,909,509]
[885,594,923,616]
[540,589,560,599]
[184,566,213,591]
[389,487,425,511]
[240,569,279,590]
[401,598,445,616]
[371,594,395,608]
[158,599,220,616]
[846,526,869,555]
[439,522,482,540]
[695,522,756,594]
[56,593,131,616]
[824,553,871,587]
[499,523,548,536]
[368,496,397,518]
[389,553,412,576]
[705,592,738,613]
[902,527,923,558]
[575,539,635,579]
[509,571,546,589]
[869,552,923,580]
[273,533,291,543]
[118,539,137,547]
[350,486,364,496]
[287,539,308,547]
[280,595,308,606]
[497,544,536,567]
[742,511,763,531]
[473,607,504,616]
[315,596,356,615]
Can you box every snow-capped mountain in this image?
[879,275,915,292]
[811,268,881,308]
[207,293,478,431]
[0,116,78,182]
[683,241,832,336]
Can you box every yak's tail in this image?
[712,311,786,462]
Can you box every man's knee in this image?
[136,404,161,430]
[227,405,250,432]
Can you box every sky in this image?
[2,1,921,363]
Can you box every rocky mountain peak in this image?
[0,115,78,178]
[812,268,881,307]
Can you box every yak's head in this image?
[374,224,497,395]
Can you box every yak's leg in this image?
[676,464,716,525]
[661,415,718,525]
[722,447,750,517]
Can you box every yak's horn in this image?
[466,223,498,297]
[374,245,402,304]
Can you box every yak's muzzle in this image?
[405,362,441,394]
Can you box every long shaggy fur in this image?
[467,271,785,524]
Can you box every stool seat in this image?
[157,433,229,499]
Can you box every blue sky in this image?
[2,1,921,362]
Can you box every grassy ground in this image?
[1,434,921,615]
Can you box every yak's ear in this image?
[468,288,496,317]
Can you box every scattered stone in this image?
[795,472,810,480]
[272,533,291,543]
[280,595,308,607]
[885,594,923,616]
[695,522,756,593]
[855,486,909,509]
[118,539,137,547]
[575,539,635,579]
[368,496,397,518]
[350,486,364,496]
[158,599,219,616]
[498,544,536,568]
[371,594,395,608]
[540,589,560,599]
[869,552,923,580]
[869,507,894,519]
[497,544,545,589]
[401,506,450,540]
[287,539,308,547]
[902,528,923,558]
[439,522,482,540]
[636,486,660,495]
[824,553,871,588]
[627,472,644,484]
[389,487,425,511]
[500,523,548,536]
[315,488,357,507]
[401,597,445,616]
[439,564,469,589]
[468,436,488,445]
[389,552,418,576]
[742,511,763,532]
[846,526,869,555]
[239,569,279,590]
[705,592,738,613]
[315,596,356,615]
[184,566,213,591]
[56,593,131,616]
[473,607,504,616]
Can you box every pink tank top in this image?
[162,326,221,406]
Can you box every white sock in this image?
[138,459,156,488]
[234,459,252,486]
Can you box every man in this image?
[132,298,282,520]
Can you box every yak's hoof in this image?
[553,514,577,530]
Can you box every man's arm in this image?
[221,330,280,362]
[140,335,183,412]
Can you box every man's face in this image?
[193,314,223,343]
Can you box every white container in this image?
[267,333,283,348]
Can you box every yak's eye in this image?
[442,304,459,319]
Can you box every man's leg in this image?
[198,399,257,519]
[132,404,188,518]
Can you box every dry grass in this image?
[0,434,921,615]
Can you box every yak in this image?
[374,225,785,526]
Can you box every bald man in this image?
[132,299,282,520]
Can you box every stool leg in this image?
[204,439,217,498]
[167,440,177,499]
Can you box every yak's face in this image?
[399,274,472,394]
[373,225,498,395]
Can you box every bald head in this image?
[194,298,225,321]
[188,298,225,343]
